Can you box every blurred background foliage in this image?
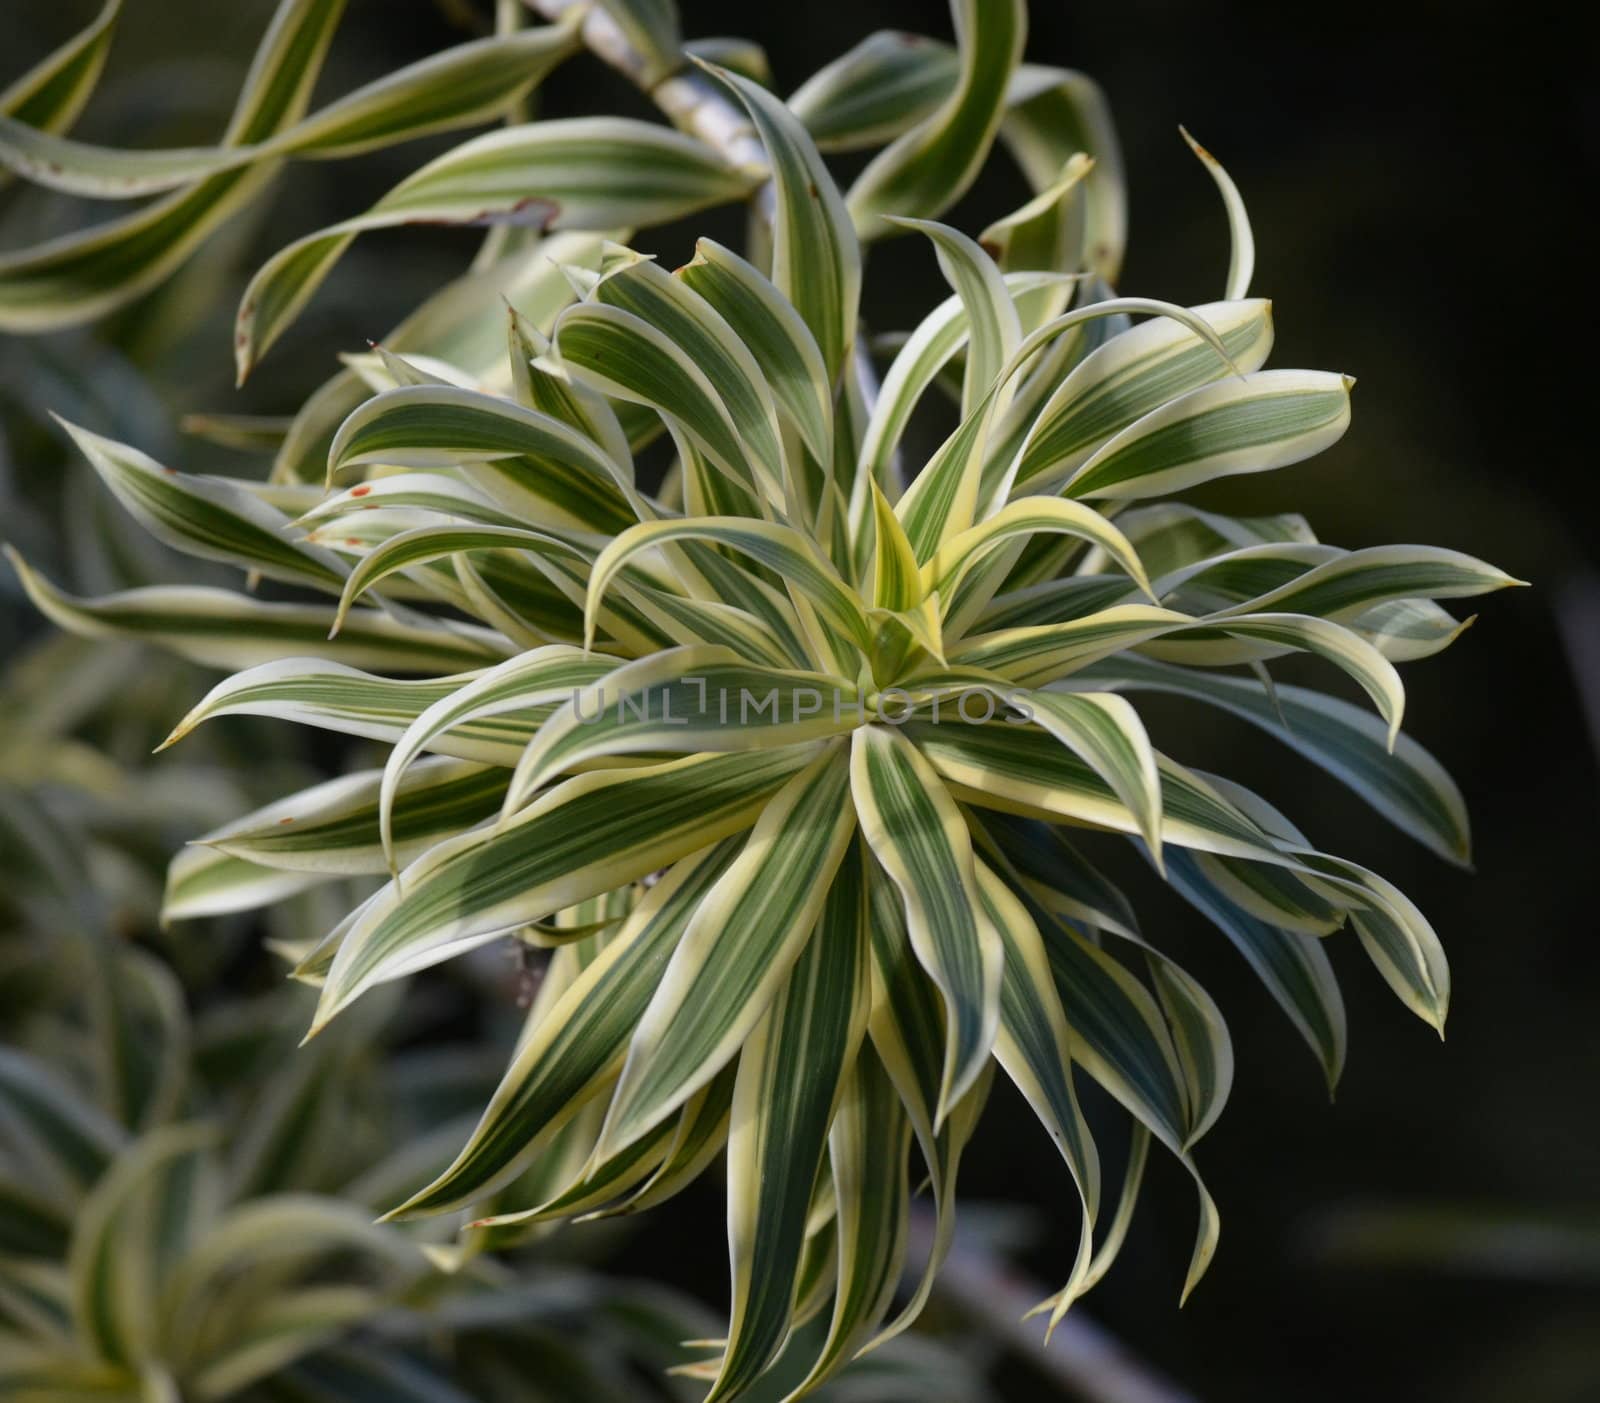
[2,2,1594,1400]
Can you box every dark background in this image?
[4,2,1596,1399]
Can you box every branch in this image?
[523,0,766,170]
[908,1207,1199,1403]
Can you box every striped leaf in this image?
[677,238,834,471]
[0,21,582,197]
[595,745,856,1158]
[1001,64,1126,280]
[312,747,817,1030]
[927,496,1154,632]
[705,63,860,384]
[888,218,1020,420]
[894,298,1238,560]
[974,810,1140,939]
[709,842,869,1400]
[1182,128,1255,300]
[782,1045,911,1398]
[236,118,758,375]
[974,860,1099,1320]
[1010,299,1275,493]
[588,517,871,655]
[68,1122,217,1366]
[60,420,345,591]
[1064,369,1354,501]
[0,0,345,332]
[1164,848,1346,1091]
[0,0,121,140]
[949,606,1406,744]
[327,384,639,535]
[199,759,508,876]
[5,551,507,675]
[906,720,1293,866]
[853,268,1067,512]
[158,658,555,761]
[162,845,323,923]
[590,249,791,507]
[1210,544,1522,621]
[1019,690,1164,860]
[851,725,1001,1125]
[790,31,958,152]
[505,646,861,809]
[1083,654,1471,865]
[848,0,1027,240]
[552,299,780,510]
[391,842,742,1216]
[858,856,995,1352]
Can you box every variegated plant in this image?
[2,1,1522,1399]
[0,939,737,1403]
